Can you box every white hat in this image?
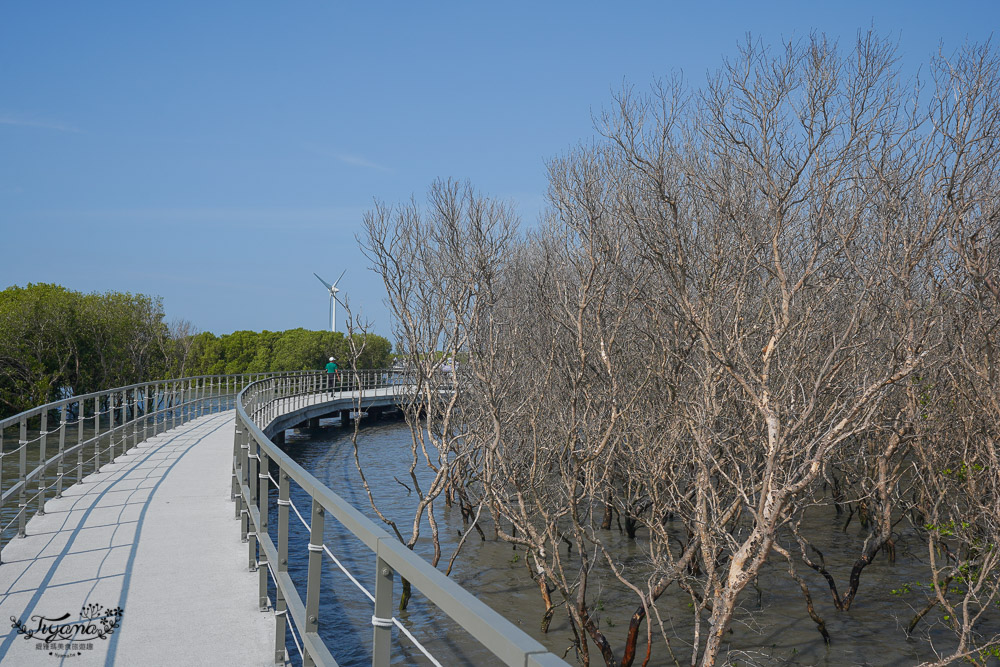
[329,357,334,361]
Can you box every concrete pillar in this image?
[339,410,351,426]
[308,417,321,428]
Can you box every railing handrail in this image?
[0,370,321,430]
[0,369,339,560]
[234,372,567,667]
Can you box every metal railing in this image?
[0,371,314,562]
[234,371,567,667]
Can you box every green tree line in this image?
[0,283,391,418]
[182,328,390,376]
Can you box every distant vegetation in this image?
[0,283,391,419]
[183,328,391,377]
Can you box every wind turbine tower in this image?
[313,270,346,332]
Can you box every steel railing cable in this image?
[0,371,311,552]
[267,472,444,666]
[285,493,375,601]
[233,371,564,667]
[265,562,304,662]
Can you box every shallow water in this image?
[273,418,991,666]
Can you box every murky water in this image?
[272,418,988,666]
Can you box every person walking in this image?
[325,357,338,392]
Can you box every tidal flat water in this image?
[272,419,988,666]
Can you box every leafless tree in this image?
[357,33,1000,667]
[360,179,519,608]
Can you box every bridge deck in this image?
[0,411,273,666]
[261,384,409,436]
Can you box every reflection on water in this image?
[273,418,983,666]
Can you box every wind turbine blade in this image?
[332,269,347,288]
[313,272,334,291]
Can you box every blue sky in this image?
[1,2,996,339]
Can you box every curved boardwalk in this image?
[0,411,273,666]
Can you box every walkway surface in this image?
[0,410,274,666]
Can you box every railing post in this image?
[0,428,3,560]
[135,387,141,444]
[154,383,161,435]
[37,409,47,516]
[107,392,115,461]
[233,419,243,517]
[0,428,4,563]
[93,396,101,474]
[76,399,84,484]
[125,389,133,453]
[125,389,139,452]
[142,386,148,443]
[125,389,132,452]
[116,393,123,457]
[248,433,259,508]
[373,554,394,667]
[112,392,120,459]
[258,449,270,610]
[18,418,27,537]
[55,404,66,498]
[113,390,122,460]
[0,427,4,538]
[304,498,325,667]
[247,434,259,572]
[240,428,250,539]
[274,469,290,663]
[126,389,132,451]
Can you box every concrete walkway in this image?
[0,411,274,666]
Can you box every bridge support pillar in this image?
[339,410,351,426]
[308,416,321,428]
[273,430,285,447]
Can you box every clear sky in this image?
[2,1,996,338]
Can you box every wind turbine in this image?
[313,270,346,332]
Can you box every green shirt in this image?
[325,361,338,373]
